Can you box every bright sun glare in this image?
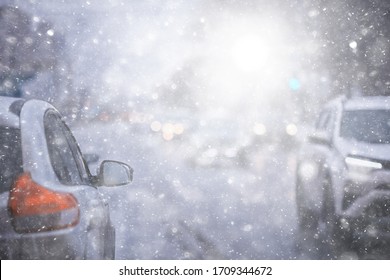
[196,15,295,111]
[231,35,270,72]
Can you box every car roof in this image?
[343,96,390,111]
[0,96,24,128]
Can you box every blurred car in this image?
[0,97,133,259]
[149,109,195,142]
[187,119,252,168]
[295,95,390,256]
[251,116,301,151]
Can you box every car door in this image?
[311,108,335,169]
[297,108,336,209]
[43,111,112,258]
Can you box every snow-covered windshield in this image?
[340,110,390,144]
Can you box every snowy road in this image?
[73,122,303,259]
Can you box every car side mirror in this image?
[308,131,332,147]
[98,160,133,186]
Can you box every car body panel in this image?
[0,97,21,128]
[0,97,119,259]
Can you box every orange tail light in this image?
[8,172,80,233]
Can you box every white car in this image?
[296,95,390,257]
[0,97,133,259]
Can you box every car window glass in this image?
[0,127,23,193]
[324,109,334,133]
[61,120,91,183]
[315,108,335,134]
[340,110,390,144]
[45,112,85,185]
[315,110,330,130]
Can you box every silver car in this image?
[0,97,133,259]
[296,95,390,257]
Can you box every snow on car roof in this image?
[0,96,23,128]
[343,96,390,111]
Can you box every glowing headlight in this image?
[150,121,162,132]
[345,156,382,180]
[253,123,267,136]
[173,123,184,135]
[298,161,319,181]
[285,123,298,136]
[345,156,382,170]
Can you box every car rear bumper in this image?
[0,227,86,259]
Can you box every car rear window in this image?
[0,127,23,194]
